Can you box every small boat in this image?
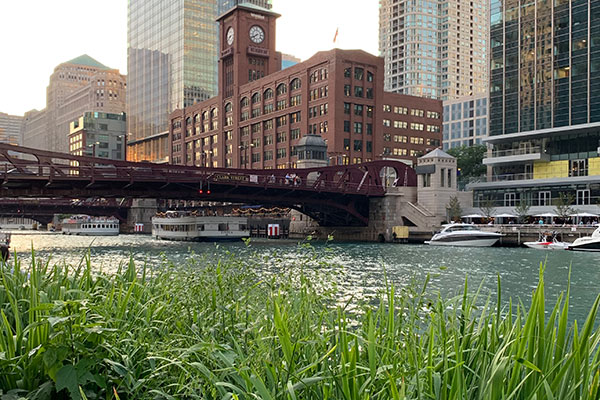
[426,223,502,247]
[0,231,11,260]
[567,226,600,252]
[61,215,120,236]
[524,233,569,250]
[152,211,250,241]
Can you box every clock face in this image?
[249,25,265,44]
[226,27,234,46]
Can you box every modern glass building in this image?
[472,0,600,212]
[442,94,488,150]
[127,0,273,163]
[379,0,489,100]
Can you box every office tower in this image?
[126,0,272,163]
[472,1,600,212]
[442,94,488,150]
[69,112,127,160]
[22,55,126,153]
[379,0,488,100]
[168,4,442,169]
[0,113,23,146]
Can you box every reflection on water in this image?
[8,232,600,323]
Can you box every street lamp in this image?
[87,141,100,158]
[238,143,254,169]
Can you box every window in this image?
[504,192,518,207]
[394,106,408,114]
[577,189,590,205]
[538,191,551,206]
[290,95,301,106]
[366,141,372,152]
[354,104,363,116]
[423,174,431,187]
[383,104,391,112]
[383,134,391,142]
[276,100,287,110]
[366,106,373,117]
[263,119,273,130]
[264,150,273,161]
[569,159,588,177]
[320,121,328,133]
[383,119,391,127]
[277,148,287,159]
[394,120,407,129]
[353,140,363,151]
[251,92,261,104]
[354,86,363,97]
[411,109,424,117]
[354,67,364,80]
[251,107,260,118]
[410,123,424,131]
[366,88,373,99]
[354,122,363,134]
[344,120,351,132]
[224,102,232,112]
[344,67,351,78]
[277,132,287,143]
[290,78,301,91]
[263,103,274,114]
[344,85,351,96]
[252,137,260,147]
[251,123,260,134]
[252,153,261,163]
[290,128,300,139]
[264,88,274,99]
[367,71,373,82]
[240,97,249,107]
[344,102,351,114]
[240,126,250,137]
[240,111,249,121]
[276,115,287,127]
[290,111,301,123]
[264,135,273,145]
[344,138,350,150]
[276,83,287,95]
[366,123,372,135]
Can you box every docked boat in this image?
[524,234,569,250]
[61,215,120,236]
[426,223,502,247]
[0,232,11,260]
[567,226,600,252]
[152,211,250,241]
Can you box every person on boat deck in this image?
[538,218,544,225]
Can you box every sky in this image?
[0,0,379,117]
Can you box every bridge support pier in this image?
[125,199,157,233]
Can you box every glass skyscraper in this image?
[379,0,489,100]
[127,0,272,162]
[472,0,600,212]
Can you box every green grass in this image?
[1,245,600,399]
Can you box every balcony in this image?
[483,146,550,166]
[489,172,534,182]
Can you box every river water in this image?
[7,232,600,323]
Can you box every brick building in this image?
[169,3,441,169]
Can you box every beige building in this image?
[0,112,23,146]
[23,55,126,153]
[379,0,488,101]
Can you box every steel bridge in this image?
[0,144,417,226]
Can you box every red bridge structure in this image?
[0,144,417,227]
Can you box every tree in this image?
[446,145,487,186]
[446,196,462,222]
[514,200,531,223]
[554,192,575,219]
[479,199,496,220]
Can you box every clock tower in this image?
[217,3,282,99]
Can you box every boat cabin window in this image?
[218,223,229,231]
[447,225,478,232]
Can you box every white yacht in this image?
[61,215,119,236]
[568,227,600,252]
[426,223,502,247]
[152,211,250,241]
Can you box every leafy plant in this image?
[554,192,575,219]
[514,200,531,223]
[446,195,462,222]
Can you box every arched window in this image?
[193,114,200,123]
[202,111,209,121]
[264,88,274,99]
[251,92,261,104]
[224,102,232,112]
[185,117,192,126]
[211,108,218,118]
[240,97,249,107]
[290,78,301,91]
[276,83,287,96]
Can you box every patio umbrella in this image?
[569,212,599,217]
[461,214,485,218]
[494,213,517,218]
[534,212,558,217]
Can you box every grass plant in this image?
[0,246,599,399]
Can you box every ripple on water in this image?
[7,232,600,323]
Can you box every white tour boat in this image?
[152,211,250,241]
[61,215,120,236]
[568,226,600,252]
[426,223,502,247]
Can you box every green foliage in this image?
[514,200,531,223]
[446,144,487,184]
[480,199,497,219]
[554,192,575,218]
[1,249,600,399]
[446,196,463,221]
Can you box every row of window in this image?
[383,105,440,119]
[344,121,373,134]
[240,79,302,108]
[383,119,440,131]
[343,139,374,152]
[343,103,374,117]
[344,85,374,99]
[382,147,423,157]
[344,67,374,82]
[309,68,328,83]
